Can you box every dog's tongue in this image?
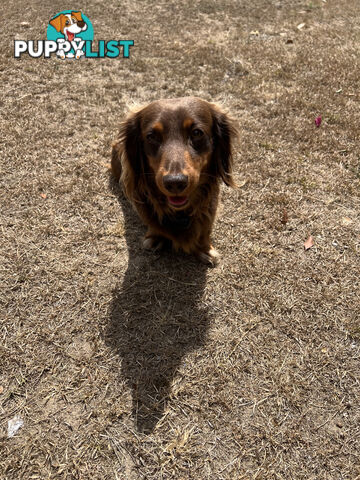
[68,31,75,42]
[168,196,188,206]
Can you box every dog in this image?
[49,11,87,59]
[111,97,237,265]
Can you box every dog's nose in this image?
[77,20,85,28]
[163,174,188,194]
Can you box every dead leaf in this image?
[341,217,352,226]
[297,23,306,30]
[281,208,288,225]
[0,385,4,394]
[304,235,314,250]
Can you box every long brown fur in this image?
[111,97,237,265]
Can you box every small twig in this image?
[314,408,344,431]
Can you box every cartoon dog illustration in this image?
[49,11,87,59]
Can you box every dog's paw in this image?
[197,248,220,267]
[143,236,165,252]
[75,50,84,59]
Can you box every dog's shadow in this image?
[106,177,209,434]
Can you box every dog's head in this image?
[114,97,237,211]
[49,11,87,41]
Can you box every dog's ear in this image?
[72,11,82,20]
[111,139,123,182]
[210,104,238,187]
[49,15,63,32]
[111,109,145,202]
[72,11,86,27]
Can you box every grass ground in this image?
[1,0,359,478]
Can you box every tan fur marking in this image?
[152,121,164,132]
[183,118,193,129]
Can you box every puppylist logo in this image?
[14,10,134,59]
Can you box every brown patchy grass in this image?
[1,0,359,478]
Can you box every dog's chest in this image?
[161,212,192,232]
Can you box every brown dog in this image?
[111,97,237,265]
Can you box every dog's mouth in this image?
[167,196,188,208]
[66,31,75,42]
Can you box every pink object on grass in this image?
[315,116,322,127]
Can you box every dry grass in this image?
[1,0,359,478]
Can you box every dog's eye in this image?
[65,20,70,25]
[191,128,204,138]
[146,131,160,143]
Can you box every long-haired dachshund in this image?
[111,97,237,265]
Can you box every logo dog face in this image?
[49,11,87,42]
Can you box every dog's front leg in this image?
[196,228,220,266]
[196,246,220,267]
[143,228,166,252]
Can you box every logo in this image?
[47,10,93,59]
[14,10,134,60]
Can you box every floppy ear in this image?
[72,11,82,20]
[111,139,123,182]
[49,15,63,32]
[210,104,238,187]
[72,11,86,28]
[111,109,146,202]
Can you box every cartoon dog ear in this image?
[71,11,87,28]
[49,15,63,32]
[210,104,238,187]
[111,108,146,202]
